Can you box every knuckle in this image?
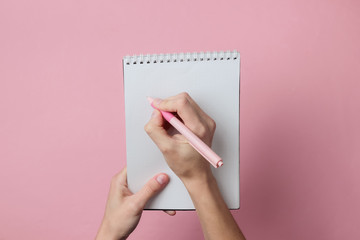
[209,119,216,132]
[144,123,154,134]
[196,125,208,138]
[177,97,189,109]
[159,143,173,155]
[128,198,142,212]
[179,92,190,98]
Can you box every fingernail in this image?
[156,174,167,185]
[153,98,162,106]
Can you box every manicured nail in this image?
[156,174,167,184]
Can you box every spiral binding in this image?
[123,50,239,65]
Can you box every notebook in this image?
[123,51,240,210]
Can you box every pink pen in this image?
[147,97,223,168]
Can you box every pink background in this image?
[1,0,359,239]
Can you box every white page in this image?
[123,51,240,209]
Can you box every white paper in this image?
[123,52,240,209]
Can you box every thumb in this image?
[133,173,170,208]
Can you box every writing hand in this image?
[144,92,216,183]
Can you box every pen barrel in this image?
[169,117,222,168]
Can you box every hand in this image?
[144,92,216,183]
[144,93,245,240]
[96,167,174,240]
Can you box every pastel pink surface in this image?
[0,1,359,240]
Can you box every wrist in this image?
[96,218,125,240]
[181,170,216,193]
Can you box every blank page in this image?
[123,51,240,209]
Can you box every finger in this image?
[153,93,195,115]
[181,94,216,132]
[111,167,128,187]
[158,92,204,115]
[186,96,216,129]
[119,167,128,186]
[133,173,170,208]
[181,93,206,116]
[163,210,176,216]
[153,93,202,129]
[110,167,134,198]
[144,110,174,151]
[153,93,215,144]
